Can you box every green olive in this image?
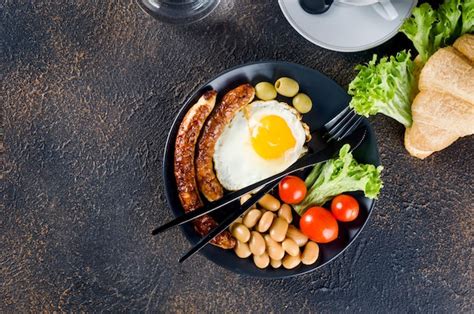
[255,82,277,100]
[275,77,299,97]
[292,93,312,114]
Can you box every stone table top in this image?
[2,0,472,312]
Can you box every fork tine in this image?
[326,112,361,142]
[323,106,351,130]
[336,116,363,141]
[322,108,355,139]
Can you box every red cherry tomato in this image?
[299,207,339,243]
[278,176,307,204]
[331,194,359,222]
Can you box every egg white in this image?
[213,100,308,191]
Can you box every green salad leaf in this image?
[399,3,437,62]
[461,0,474,34]
[433,0,462,49]
[293,145,383,216]
[400,0,473,63]
[348,50,416,127]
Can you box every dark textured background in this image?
[1,0,473,312]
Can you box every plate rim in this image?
[162,60,380,278]
[278,0,418,52]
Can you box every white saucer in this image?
[279,0,417,52]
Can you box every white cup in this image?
[336,0,398,21]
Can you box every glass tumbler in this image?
[138,0,220,24]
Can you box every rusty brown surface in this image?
[1,0,473,312]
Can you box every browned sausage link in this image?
[196,84,256,202]
[175,90,217,212]
[194,215,236,249]
[174,90,235,249]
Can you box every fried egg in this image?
[214,100,310,191]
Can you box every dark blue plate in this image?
[162,61,380,278]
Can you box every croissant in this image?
[453,33,474,62]
[404,34,474,159]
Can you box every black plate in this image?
[162,61,380,278]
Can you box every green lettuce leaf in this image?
[293,145,383,216]
[348,50,416,127]
[400,0,473,63]
[304,162,323,188]
[434,0,462,49]
[399,3,436,62]
[461,0,474,34]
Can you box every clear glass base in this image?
[138,0,220,24]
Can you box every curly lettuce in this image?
[293,145,383,216]
[399,3,437,63]
[461,0,474,34]
[348,50,416,128]
[400,0,473,63]
[434,0,462,49]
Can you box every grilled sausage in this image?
[196,84,255,201]
[194,215,236,249]
[174,90,235,249]
[175,91,216,211]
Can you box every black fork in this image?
[153,107,364,262]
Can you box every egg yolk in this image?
[250,115,296,159]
